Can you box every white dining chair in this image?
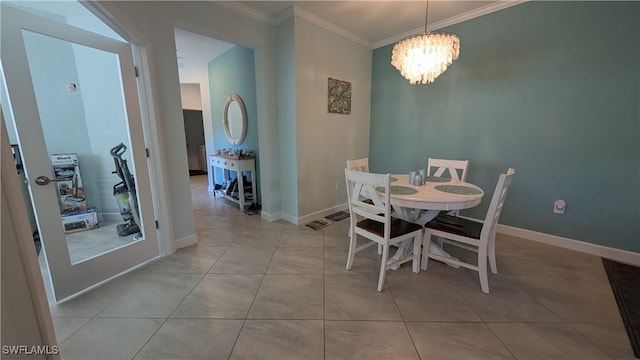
[345,168,422,291]
[427,157,469,217]
[345,158,387,254]
[427,158,469,182]
[345,158,377,247]
[346,157,369,173]
[421,168,515,294]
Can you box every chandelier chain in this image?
[424,0,429,34]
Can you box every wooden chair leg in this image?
[346,228,357,270]
[478,248,489,294]
[377,244,389,292]
[488,237,497,274]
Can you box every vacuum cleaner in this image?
[111,143,142,240]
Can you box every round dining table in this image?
[388,174,484,225]
[385,174,485,268]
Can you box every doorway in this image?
[180,83,207,175]
[174,28,233,191]
[184,108,207,176]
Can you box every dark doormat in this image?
[325,211,349,222]
[602,258,640,358]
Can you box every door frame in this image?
[1,110,59,359]
[84,0,176,255]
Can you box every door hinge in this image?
[145,148,150,158]
[134,66,139,77]
[155,220,159,229]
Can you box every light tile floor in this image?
[65,220,138,264]
[49,175,635,359]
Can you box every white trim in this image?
[497,223,640,267]
[87,0,174,259]
[218,3,370,47]
[54,255,161,304]
[280,212,298,226]
[292,6,370,48]
[297,203,348,226]
[261,210,283,223]
[372,0,528,49]
[215,1,527,50]
[272,6,294,26]
[132,46,175,257]
[176,233,198,249]
[80,1,143,45]
[1,114,59,358]
[218,2,276,25]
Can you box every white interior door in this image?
[1,4,158,301]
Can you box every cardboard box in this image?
[51,153,87,213]
[62,207,98,234]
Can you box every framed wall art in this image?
[328,77,351,114]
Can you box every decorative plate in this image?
[376,185,418,195]
[435,185,482,195]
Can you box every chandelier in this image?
[391,1,460,84]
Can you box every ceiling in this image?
[176,1,525,82]
[5,0,527,82]
[175,28,235,82]
[225,1,525,48]
[4,0,525,84]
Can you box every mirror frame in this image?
[222,94,248,145]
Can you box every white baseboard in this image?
[280,212,298,225]
[261,210,299,226]
[496,223,640,266]
[261,203,350,226]
[297,203,348,226]
[175,233,198,249]
[261,210,284,223]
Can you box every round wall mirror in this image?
[223,94,247,145]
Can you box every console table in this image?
[209,155,256,210]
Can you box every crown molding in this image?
[219,1,527,50]
[292,6,371,48]
[372,0,528,49]
[218,2,276,25]
[216,3,370,47]
[272,6,294,25]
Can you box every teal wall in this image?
[370,1,639,252]
[209,46,260,200]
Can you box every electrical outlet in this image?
[335,181,341,191]
[553,200,566,214]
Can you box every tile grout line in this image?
[226,223,279,360]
